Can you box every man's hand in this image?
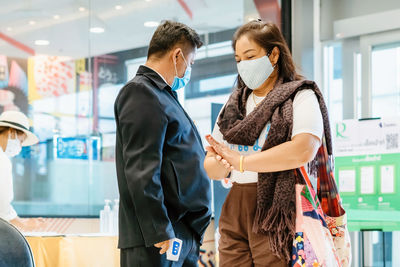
[154,239,171,254]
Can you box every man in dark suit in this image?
[114,21,212,267]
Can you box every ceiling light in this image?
[336,33,343,38]
[79,7,86,12]
[6,27,12,32]
[145,0,152,2]
[144,21,159,27]
[90,27,105,33]
[53,15,60,20]
[35,40,50,46]
[247,17,255,21]
[115,5,122,10]
[29,20,36,25]
[90,16,106,33]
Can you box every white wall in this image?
[320,0,400,41]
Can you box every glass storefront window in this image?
[323,43,343,122]
[371,43,400,117]
[198,74,237,93]
[196,41,234,60]
[356,53,362,119]
[0,0,252,217]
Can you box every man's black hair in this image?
[147,20,203,59]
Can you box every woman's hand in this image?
[205,146,234,171]
[203,141,233,180]
[206,135,241,170]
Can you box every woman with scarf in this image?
[204,21,333,266]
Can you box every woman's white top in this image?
[0,147,17,221]
[212,89,324,183]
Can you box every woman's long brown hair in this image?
[232,20,302,88]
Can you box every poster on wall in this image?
[75,58,92,92]
[29,57,93,136]
[94,55,123,89]
[54,136,100,160]
[28,55,76,103]
[334,118,400,231]
[0,55,28,114]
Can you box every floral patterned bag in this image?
[292,138,351,267]
[291,165,351,267]
[292,167,339,267]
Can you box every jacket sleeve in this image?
[117,82,175,247]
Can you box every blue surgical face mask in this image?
[171,51,191,91]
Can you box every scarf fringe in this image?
[253,203,296,263]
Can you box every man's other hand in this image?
[154,239,171,254]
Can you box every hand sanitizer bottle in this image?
[100,199,112,234]
[112,199,119,235]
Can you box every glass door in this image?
[371,43,400,118]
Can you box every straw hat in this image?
[0,111,39,146]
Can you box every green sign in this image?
[334,119,400,231]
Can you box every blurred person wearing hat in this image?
[0,111,44,231]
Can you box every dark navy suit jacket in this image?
[114,65,212,249]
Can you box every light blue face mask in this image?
[171,52,191,91]
[237,54,274,89]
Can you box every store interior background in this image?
[1,0,400,266]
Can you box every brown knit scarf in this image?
[217,79,333,262]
